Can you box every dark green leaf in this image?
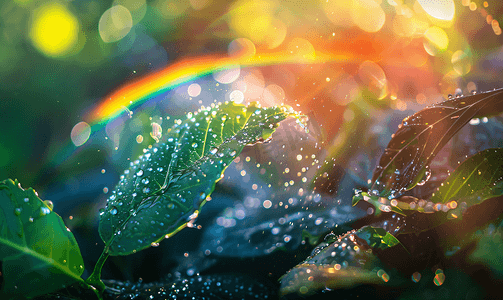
[429,148,503,219]
[99,102,299,255]
[357,226,407,251]
[280,225,406,297]
[371,88,503,198]
[0,179,85,299]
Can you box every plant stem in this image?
[85,247,109,293]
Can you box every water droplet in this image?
[40,207,51,216]
[14,207,22,216]
[23,197,29,203]
[210,148,218,155]
[44,200,54,210]
[192,142,198,148]
[137,170,144,176]
[110,206,118,215]
[230,150,237,156]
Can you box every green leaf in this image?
[0,179,85,299]
[357,226,407,252]
[99,101,299,255]
[429,148,503,219]
[280,225,407,297]
[371,88,503,198]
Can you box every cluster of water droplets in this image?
[2,179,84,273]
[103,273,273,300]
[99,101,297,254]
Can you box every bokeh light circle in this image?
[358,61,388,99]
[287,38,316,62]
[71,122,91,147]
[451,50,472,75]
[188,83,202,97]
[228,38,256,59]
[29,3,80,57]
[229,90,245,104]
[417,0,455,21]
[423,26,449,56]
[213,66,241,84]
[351,0,386,33]
[99,5,133,43]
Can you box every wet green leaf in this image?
[429,148,503,219]
[0,179,85,299]
[280,225,405,297]
[99,101,299,255]
[371,88,503,198]
[358,226,406,252]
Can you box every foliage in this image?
[98,101,298,256]
[2,89,503,299]
[282,89,503,297]
[0,179,85,299]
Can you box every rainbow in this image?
[85,49,354,125]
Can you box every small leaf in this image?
[371,88,503,198]
[429,148,503,219]
[99,102,299,255]
[357,226,407,252]
[0,179,85,299]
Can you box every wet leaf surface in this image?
[371,88,503,198]
[99,102,299,255]
[0,179,85,299]
[102,274,275,300]
[429,148,503,219]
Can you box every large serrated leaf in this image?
[429,148,503,219]
[0,179,85,299]
[99,101,299,255]
[370,88,503,198]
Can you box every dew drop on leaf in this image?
[43,200,54,210]
[39,207,50,216]
[110,206,118,215]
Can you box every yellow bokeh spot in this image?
[358,61,388,99]
[451,50,472,75]
[29,3,79,57]
[351,0,386,33]
[423,26,449,56]
[227,0,275,43]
